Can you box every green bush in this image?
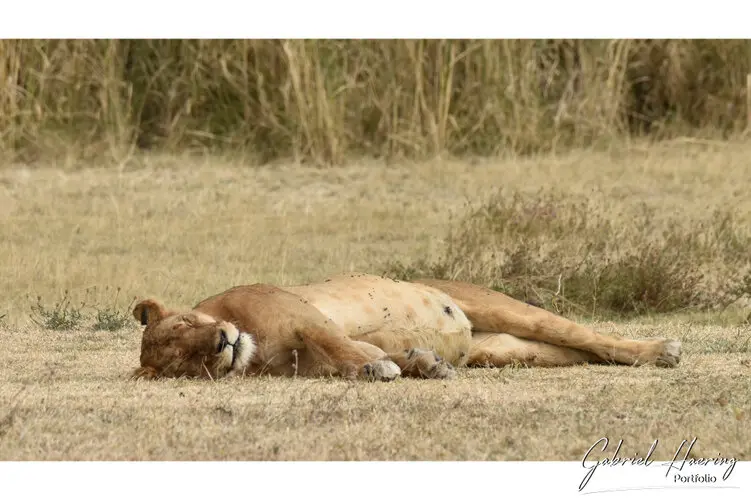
[383,191,751,318]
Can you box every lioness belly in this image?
[284,274,472,365]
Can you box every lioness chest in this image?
[283,274,472,338]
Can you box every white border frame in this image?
[2,0,751,38]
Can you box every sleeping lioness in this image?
[132,273,681,381]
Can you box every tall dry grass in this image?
[1,40,750,165]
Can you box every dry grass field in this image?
[0,140,750,461]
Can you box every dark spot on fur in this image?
[443,306,454,317]
[324,279,331,282]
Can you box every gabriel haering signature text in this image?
[579,437,737,492]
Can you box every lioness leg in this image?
[351,340,453,379]
[469,333,602,367]
[195,284,400,381]
[354,328,467,379]
[292,324,401,381]
[417,279,681,367]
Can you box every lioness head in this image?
[131,299,255,380]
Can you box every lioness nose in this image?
[217,329,229,353]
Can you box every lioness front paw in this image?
[653,338,682,368]
[428,359,456,379]
[362,359,401,381]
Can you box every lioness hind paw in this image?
[362,359,401,382]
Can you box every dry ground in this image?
[0,140,750,460]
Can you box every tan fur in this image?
[132,273,682,381]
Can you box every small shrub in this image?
[30,291,87,331]
[383,190,751,318]
[92,307,131,332]
[91,287,135,332]
[29,286,136,332]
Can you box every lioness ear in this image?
[131,366,159,380]
[133,299,169,326]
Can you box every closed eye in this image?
[217,330,229,353]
